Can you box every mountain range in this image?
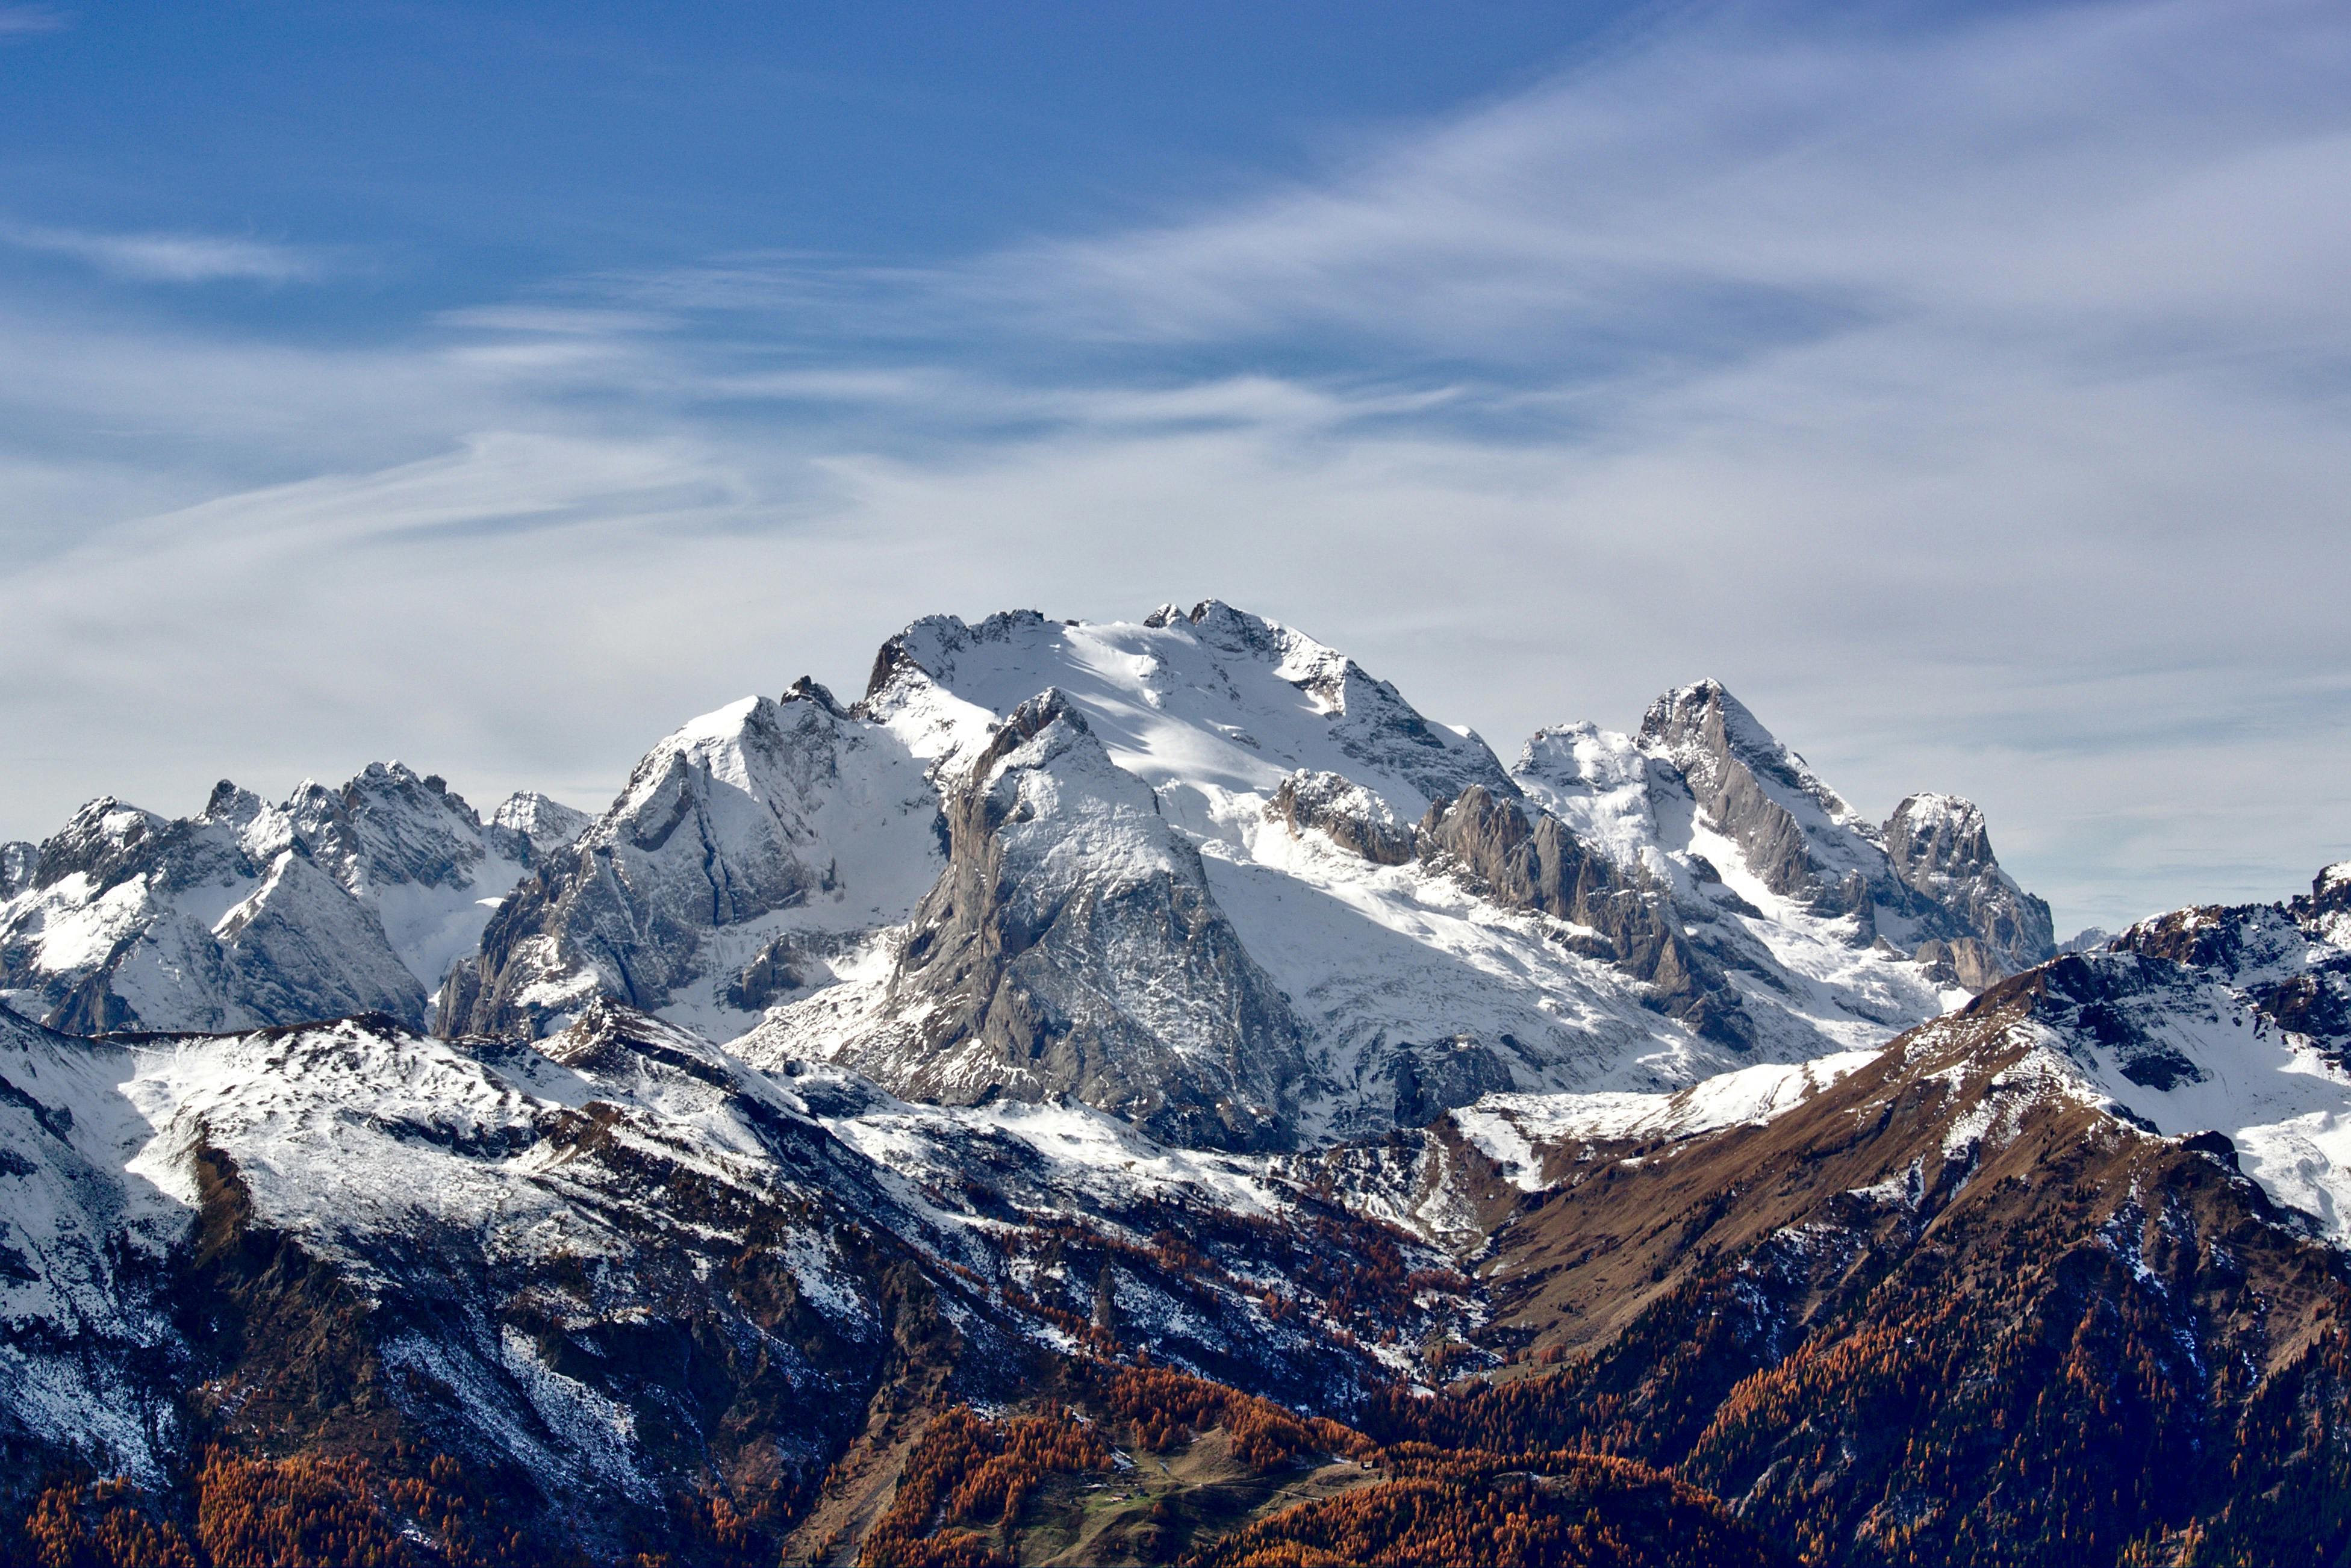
[3,601,2344,1567]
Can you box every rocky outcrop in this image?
[857,691,1311,1151]
[1637,680,1885,918]
[1267,770,1415,865]
[1908,935,2006,992]
[488,790,591,856]
[1416,785,1751,1046]
[2058,926,2115,954]
[1,792,431,1034]
[1883,791,2055,971]
[2293,860,2351,948]
[440,687,943,1040]
[0,842,34,900]
[1636,680,2051,987]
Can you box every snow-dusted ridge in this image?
[1429,860,2351,1251]
[0,998,1460,1496]
[10,599,2064,1154]
[0,765,586,1036]
[1451,1050,1884,1193]
[1961,873,2351,1242]
[741,602,2058,1144]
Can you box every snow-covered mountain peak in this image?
[1637,679,1860,827]
[275,761,503,897]
[196,779,267,832]
[741,606,2079,1145]
[32,796,179,893]
[489,789,591,855]
[968,688,1186,897]
[601,694,782,816]
[1884,791,2054,972]
[1511,722,1668,879]
[861,601,1512,829]
[441,682,944,1042]
[1624,677,2056,985]
[1,762,574,1036]
[1887,790,1982,842]
[833,676,1310,1151]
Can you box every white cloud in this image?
[0,6,65,36]
[1,1,2346,935]
[1,222,323,284]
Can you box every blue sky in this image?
[2,0,2347,932]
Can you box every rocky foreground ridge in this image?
[7,602,2349,1566]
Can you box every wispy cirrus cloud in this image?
[0,1,2346,933]
[0,222,325,283]
[0,5,66,36]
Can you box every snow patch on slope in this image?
[1451,1049,1882,1190]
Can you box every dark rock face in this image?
[859,691,1311,1151]
[1639,681,1846,907]
[278,762,505,895]
[441,688,942,1040]
[1268,770,1415,866]
[0,843,31,900]
[1884,792,2056,971]
[1383,1036,1519,1127]
[2093,897,2351,1064]
[1638,680,2052,986]
[1417,785,1752,1047]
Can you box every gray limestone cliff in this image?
[1884,791,2056,972]
[439,687,942,1041]
[1637,680,2054,986]
[849,690,1310,1151]
[1415,784,1753,1046]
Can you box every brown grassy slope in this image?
[1363,986,2351,1566]
[1186,1446,1788,1568]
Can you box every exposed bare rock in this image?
[1908,934,2006,992]
[1884,791,2055,971]
[852,690,1310,1151]
[1416,785,1751,1046]
[440,686,942,1041]
[487,790,591,856]
[1631,680,2051,988]
[1637,680,1886,918]
[2294,860,2351,949]
[1267,770,1415,865]
[0,843,33,900]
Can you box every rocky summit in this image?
[5,602,2347,1567]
